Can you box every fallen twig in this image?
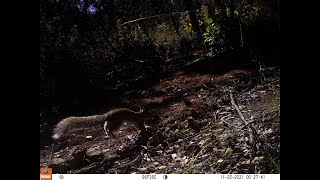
[221,119,239,128]
[230,94,246,124]
[239,119,257,130]
[230,93,254,144]
[220,116,239,129]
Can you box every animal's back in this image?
[104,108,145,133]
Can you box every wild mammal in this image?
[52,108,157,140]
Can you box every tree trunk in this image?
[171,14,181,37]
[206,0,215,18]
[183,0,201,37]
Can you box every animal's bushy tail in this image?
[52,115,105,140]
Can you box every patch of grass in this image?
[267,152,280,173]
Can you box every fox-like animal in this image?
[52,108,151,140]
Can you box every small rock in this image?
[217,159,224,163]
[242,159,251,165]
[85,136,93,140]
[158,165,167,170]
[181,159,189,166]
[137,167,148,172]
[263,129,273,135]
[51,158,65,165]
[225,106,232,111]
[86,146,103,161]
[72,147,86,159]
[253,156,264,162]
[225,147,233,156]
[50,158,68,173]
[171,153,177,159]
[102,149,110,153]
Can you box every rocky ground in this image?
[40,66,280,174]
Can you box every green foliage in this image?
[202,0,278,52]
[179,129,194,138]
[179,12,193,33]
[202,17,225,48]
[267,152,280,173]
[40,0,279,113]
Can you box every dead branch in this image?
[239,119,257,130]
[121,10,196,25]
[220,116,239,129]
[230,94,247,123]
[230,93,254,143]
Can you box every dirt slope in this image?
[40,66,280,174]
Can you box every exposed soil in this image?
[40,66,280,174]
